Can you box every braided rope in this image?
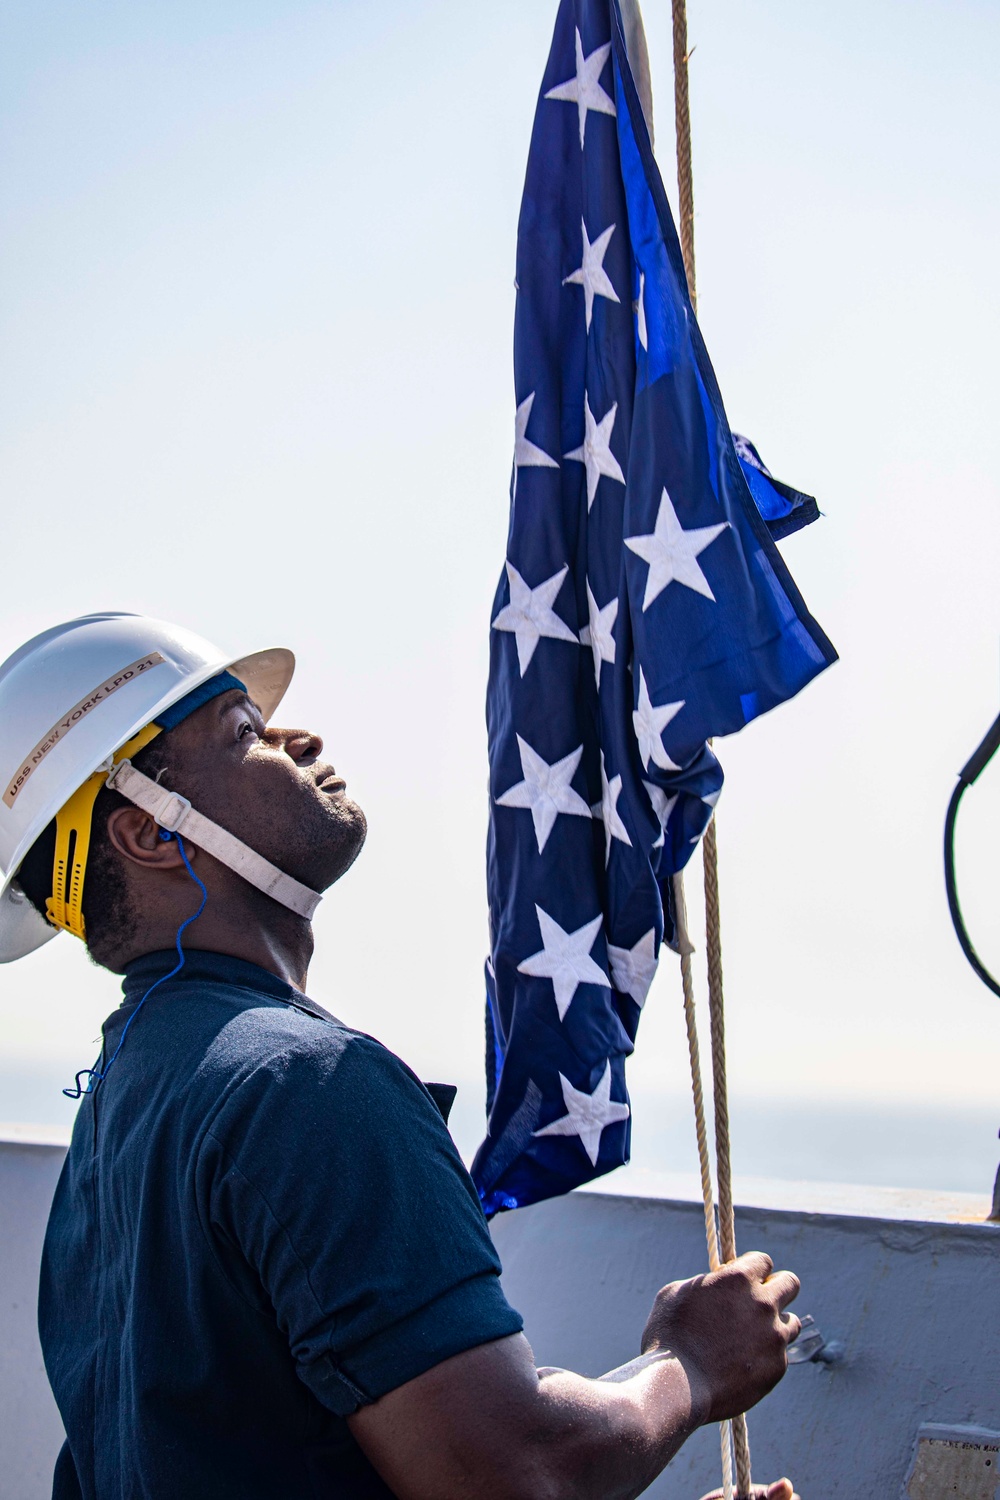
[672,874,734,1500]
[703,822,734,1256]
[671,873,720,1270]
[669,2,752,1494]
[670,0,697,315]
[703,822,753,1495]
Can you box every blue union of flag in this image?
[471,0,836,1216]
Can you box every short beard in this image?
[285,793,368,893]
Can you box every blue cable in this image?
[63,833,207,1099]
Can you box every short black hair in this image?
[17,734,175,970]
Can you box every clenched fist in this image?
[699,1483,799,1500]
[641,1251,801,1424]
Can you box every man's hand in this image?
[641,1251,801,1424]
[699,1483,799,1500]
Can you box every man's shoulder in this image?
[183,985,424,1131]
[122,954,365,1066]
[190,984,392,1078]
[194,1001,449,1204]
[119,962,407,1128]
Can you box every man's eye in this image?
[238,721,256,740]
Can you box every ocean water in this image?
[3,1062,996,1199]
[448,1084,1000,1198]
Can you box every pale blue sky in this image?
[2,1,999,1187]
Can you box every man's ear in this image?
[105,806,192,871]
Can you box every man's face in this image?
[164,688,367,895]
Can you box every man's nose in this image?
[274,728,324,763]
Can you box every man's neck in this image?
[119,892,314,991]
[192,917,314,992]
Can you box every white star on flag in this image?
[625,487,729,609]
[579,580,617,688]
[534,1061,630,1166]
[514,392,559,470]
[496,735,592,853]
[517,905,611,1021]
[492,561,578,676]
[643,780,677,849]
[563,220,620,331]
[635,270,648,350]
[595,750,631,866]
[607,928,658,1008]
[633,667,683,771]
[691,792,720,845]
[564,393,625,509]
[544,28,616,148]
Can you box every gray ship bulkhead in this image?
[2,1132,998,1500]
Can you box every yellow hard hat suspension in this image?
[46,722,164,941]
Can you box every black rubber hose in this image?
[944,710,1000,1000]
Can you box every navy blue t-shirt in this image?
[38,950,522,1499]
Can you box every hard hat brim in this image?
[228,647,295,722]
[0,645,296,964]
[0,880,60,961]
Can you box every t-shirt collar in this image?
[122,948,299,1005]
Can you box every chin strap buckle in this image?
[108,759,192,833]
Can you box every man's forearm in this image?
[350,1334,705,1500]
[526,1352,704,1500]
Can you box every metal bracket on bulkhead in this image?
[785,1314,844,1366]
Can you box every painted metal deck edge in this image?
[4,1126,995,1228]
[582,1166,997,1226]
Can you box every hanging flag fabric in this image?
[471,0,837,1217]
[732,433,820,543]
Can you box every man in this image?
[0,613,801,1499]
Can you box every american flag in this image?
[471,0,836,1216]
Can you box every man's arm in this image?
[349,1251,800,1500]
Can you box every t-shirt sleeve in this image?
[201,1030,523,1416]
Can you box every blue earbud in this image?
[63,829,207,1098]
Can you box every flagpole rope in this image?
[669,0,697,315]
[669,1,753,1495]
[671,873,720,1271]
[704,825,734,1256]
[671,873,734,1500]
[703,820,753,1493]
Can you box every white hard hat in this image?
[0,612,295,962]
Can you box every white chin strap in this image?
[106,759,322,921]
